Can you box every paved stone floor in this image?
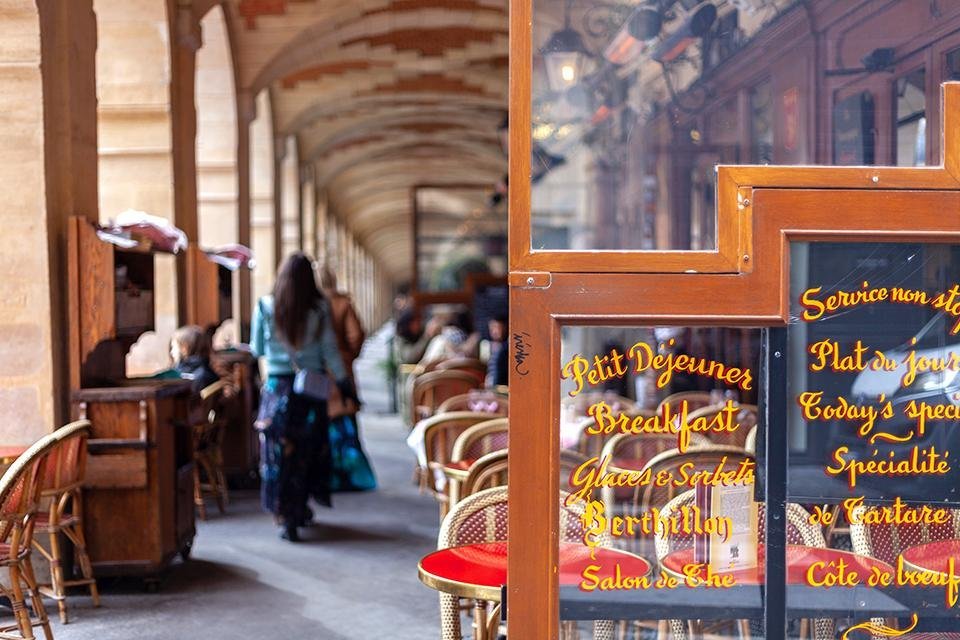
[49,410,441,639]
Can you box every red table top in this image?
[419,541,651,601]
[662,545,893,585]
[901,539,960,575]
[0,446,27,462]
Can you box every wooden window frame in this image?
[508,3,960,630]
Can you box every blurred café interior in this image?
[6,0,960,638]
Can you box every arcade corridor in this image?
[58,374,440,640]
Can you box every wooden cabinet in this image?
[67,216,196,579]
[73,382,195,577]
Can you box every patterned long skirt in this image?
[329,414,377,492]
[256,375,332,526]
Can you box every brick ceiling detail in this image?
[362,0,506,17]
[341,26,507,57]
[226,0,508,282]
[280,60,393,89]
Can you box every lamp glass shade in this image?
[542,27,590,91]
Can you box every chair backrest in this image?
[684,402,757,449]
[657,391,717,413]
[657,491,832,640]
[437,390,508,415]
[0,432,59,544]
[562,391,638,417]
[460,450,509,499]
[744,424,758,454]
[599,446,755,556]
[560,450,590,495]
[599,432,709,472]
[195,380,229,448]
[434,357,487,385]
[635,446,755,513]
[850,504,960,565]
[412,370,481,423]
[654,488,824,561]
[451,418,508,462]
[41,420,91,495]
[421,412,499,493]
[439,486,599,548]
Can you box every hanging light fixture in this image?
[542,0,591,92]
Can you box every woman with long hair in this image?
[250,253,355,541]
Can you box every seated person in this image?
[486,314,509,388]
[394,309,440,365]
[419,308,480,365]
[170,325,219,394]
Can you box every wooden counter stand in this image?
[73,382,195,578]
[67,216,196,581]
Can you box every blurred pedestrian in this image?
[320,267,376,492]
[251,253,356,541]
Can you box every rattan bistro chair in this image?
[0,433,58,640]
[684,403,758,449]
[445,419,509,507]
[600,432,709,472]
[600,446,753,560]
[434,357,487,386]
[419,412,497,516]
[192,380,230,520]
[437,486,613,640]
[411,370,481,424]
[32,421,98,624]
[656,489,830,640]
[849,504,960,640]
[436,391,508,415]
[657,391,716,413]
[450,419,508,463]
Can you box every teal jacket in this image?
[250,295,346,379]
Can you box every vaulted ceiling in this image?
[226,0,509,282]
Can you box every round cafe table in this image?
[419,541,651,640]
[661,544,894,584]
[901,539,960,577]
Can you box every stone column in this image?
[171,1,201,326]
[0,1,97,438]
[236,91,254,341]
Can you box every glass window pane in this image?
[530,1,948,252]
[414,186,507,292]
[558,325,770,637]
[785,242,960,633]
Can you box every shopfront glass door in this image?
[509,1,960,638]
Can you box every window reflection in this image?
[895,69,927,167]
[531,0,957,251]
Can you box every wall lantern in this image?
[543,27,592,91]
[542,0,592,92]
